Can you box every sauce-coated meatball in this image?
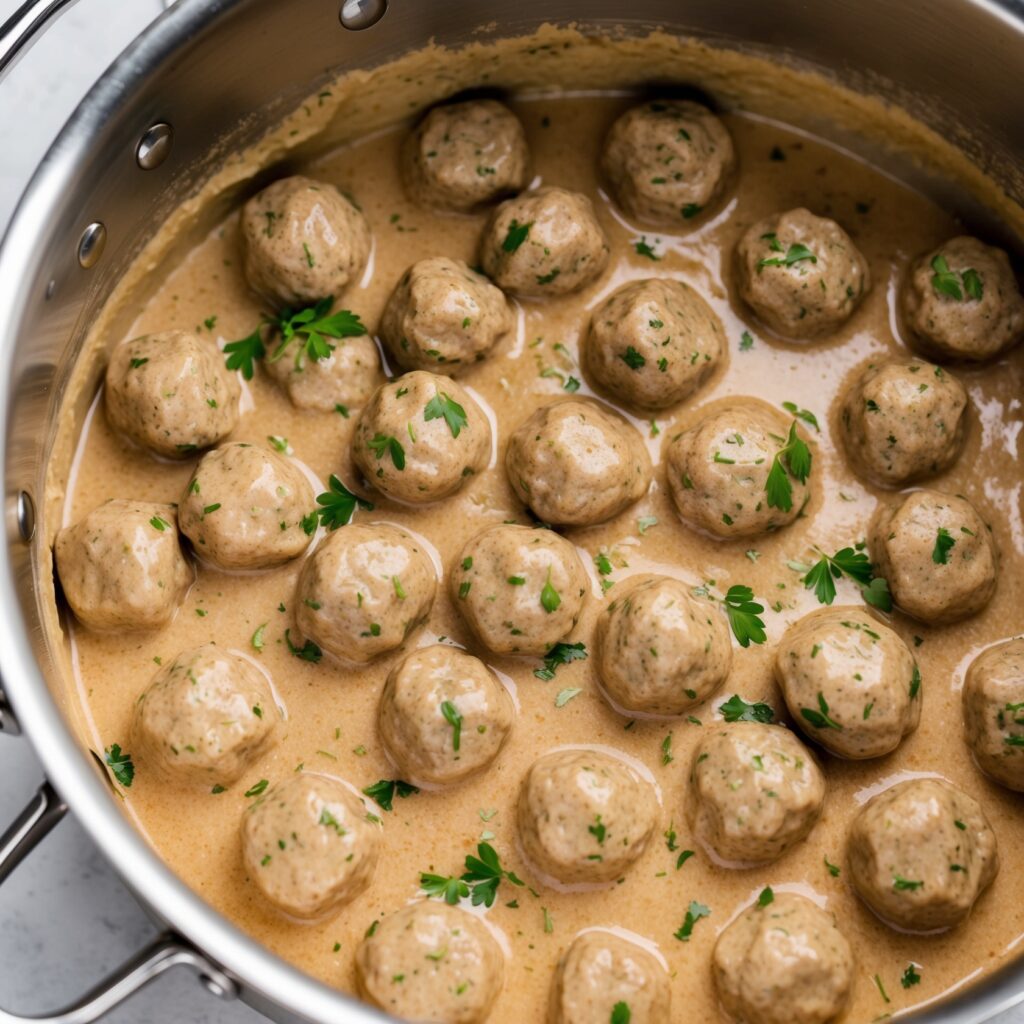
[839,359,968,487]
[688,724,825,864]
[241,772,382,919]
[902,236,1024,362]
[178,443,315,570]
[583,278,725,410]
[104,331,239,459]
[352,371,491,505]
[240,175,370,308]
[402,99,529,212]
[847,777,998,931]
[480,187,610,297]
[263,332,381,413]
[380,257,514,374]
[962,638,1024,791]
[356,901,504,1023]
[55,500,192,631]
[713,892,853,1024]
[601,99,735,226]
[595,574,732,716]
[517,748,658,885]
[294,522,436,663]
[378,644,514,786]
[451,524,588,656]
[665,401,812,539]
[735,208,869,339]
[506,399,652,527]
[131,644,281,786]
[775,608,921,759]
[549,930,671,1024]
[869,489,997,624]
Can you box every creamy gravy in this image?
[62,94,1024,1022]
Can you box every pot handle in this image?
[0,781,238,1023]
[0,0,85,81]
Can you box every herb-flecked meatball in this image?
[713,892,854,1024]
[131,644,282,786]
[263,332,381,413]
[775,608,921,760]
[549,930,671,1024]
[847,777,998,931]
[379,257,514,374]
[601,99,735,226]
[356,901,504,1023]
[402,99,529,212]
[451,524,588,656]
[595,574,732,716]
[506,398,652,527]
[294,523,436,664]
[55,500,192,631]
[480,187,610,297]
[583,278,725,410]
[241,772,382,919]
[869,489,997,624]
[178,443,315,570]
[104,331,239,458]
[518,748,658,885]
[735,208,870,340]
[902,236,1024,362]
[378,645,514,786]
[839,359,968,486]
[962,638,1024,791]
[240,175,370,308]
[688,723,825,864]
[352,371,491,505]
[665,401,812,539]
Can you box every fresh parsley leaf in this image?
[758,242,817,271]
[634,237,660,261]
[149,516,170,532]
[765,421,812,512]
[420,873,469,905]
[825,856,841,877]
[893,875,924,891]
[251,622,267,651]
[611,1003,631,1024]
[962,267,983,301]
[739,330,754,352]
[362,779,419,812]
[440,700,463,751]
[718,694,774,723]
[223,328,266,380]
[244,778,269,798]
[800,546,890,610]
[901,963,922,989]
[930,254,963,301]
[367,433,406,470]
[270,299,367,365]
[932,526,956,564]
[757,886,774,908]
[674,900,711,941]
[722,586,767,647]
[424,391,468,438]
[460,842,525,908]
[801,692,842,731]
[285,628,322,663]
[555,687,582,707]
[104,744,134,788]
[620,346,646,370]
[315,474,374,530]
[534,641,587,681]
[502,219,532,252]
[781,401,819,431]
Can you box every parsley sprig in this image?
[104,744,135,788]
[930,254,983,302]
[765,422,812,512]
[420,842,525,909]
[674,900,711,941]
[362,778,419,812]
[722,586,767,647]
[367,433,406,470]
[424,392,469,438]
[534,641,587,681]
[718,694,774,723]
[312,475,373,532]
[757,241,817,272]
[801,692,842,731]
[799,546,892,611]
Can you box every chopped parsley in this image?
[718,694,774,723]
[285,628,322,663]
[424,391,468,438]
[611,1002,631,1024]
[244,778,269,798]
[361,778,419,812]
[502,219,531,252]
[620,346,646,370]
[757,886,774,908]
[315,474,374,531]
[534,641,587,681]
[555,687,582,707]
[367,433,406,470]
[932,527,956,564]
[634,237,660,261]
[901,963,922,989]
[893,875,924,891]
[931,253,983,302]
[104,744,134,788]
[440,700,463,752]
[801,692,842,731]
[758,242,818,272]
[781,401,819,432]
[674,900,711,942]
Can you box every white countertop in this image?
[0,4,1021,1023]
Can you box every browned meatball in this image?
[962,638,1024,791]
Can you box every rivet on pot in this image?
[339,0,387,30]
[14,490,34,543]
[136,122,174,170]
[77,222,106,269]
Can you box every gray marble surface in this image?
[0,3,1021,1023]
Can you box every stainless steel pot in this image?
[0,1,1022,1021]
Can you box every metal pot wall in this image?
[0,1,1021,1021]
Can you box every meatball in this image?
[506,399,652,527]
[104,330,239,459]
[263,333,381,413]
[583,278,725,410]
[178,443,315,570]
[735,208,870,340]
[378,645,514,786]
[241,773,381,919]
[294,522,436,663]
[962,638,1024,791]
[54,500,192,631]
[352,371,491,505]
[902,236,1024,362]
[480,187,610,298]
[379,257,514,374]
[356,901,504,1023]
[601,99,735,225]
[402,99,529,212]
[713,892,853,1024]
[839,359,968,487]
[240,175,370,308]
[847,777,999,931]
[450,524,588,656]
[688,723,825,864]
[131,644,282,786]
[775,608,921,760]
[549,930,671,1024]
[869,489,997,624]
[665,401,812,539]
[595,574,732,716]
[517,748,658,885]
